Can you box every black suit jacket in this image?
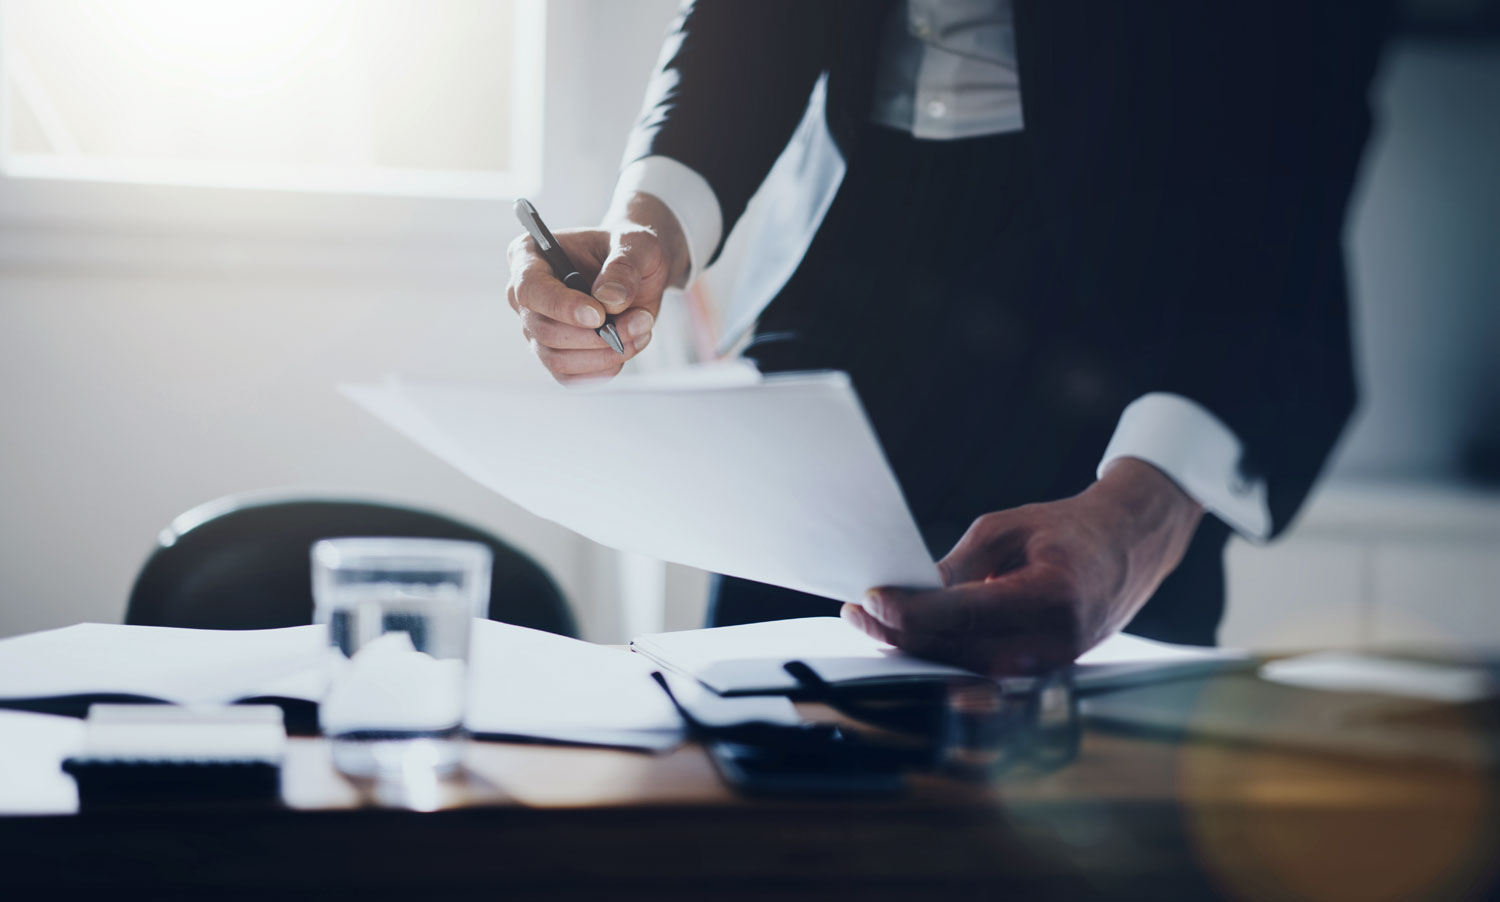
[623,2,1388,640]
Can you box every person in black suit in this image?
[504,1,1388,673]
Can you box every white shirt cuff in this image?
[612,156,723,289]
[1098,393,1272,541]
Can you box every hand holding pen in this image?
[507,195,689,383]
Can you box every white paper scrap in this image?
[321,632,465,733]
[1260,652,1496,703]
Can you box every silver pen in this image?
[513,198,625,354]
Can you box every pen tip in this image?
[602,324,625,355]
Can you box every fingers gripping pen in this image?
[513,198,626,355]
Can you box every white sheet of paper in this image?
[0,622,329,705]
[76,704,288,762]
[0,620,690,750]
[465,619,685,749]
[342,365,941,605]
[633,617,1251,696]
[0,711,84,815]
[1073,631,1252,692]
[633,617,977,695]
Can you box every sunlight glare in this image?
[99,0,349,97]
[1,0,538,197]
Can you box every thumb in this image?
[592,228,662,314]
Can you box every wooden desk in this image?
[2,719,1495,901]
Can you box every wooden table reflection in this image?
[5,709,1494,901]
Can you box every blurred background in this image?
[0,0,1496,646]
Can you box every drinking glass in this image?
[311,537,491,778]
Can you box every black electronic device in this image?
[62,704,286,809]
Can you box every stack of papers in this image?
[0,622,329,707]
[0,620,697,751]
[632,617,1252,695]
[0,613,1239,762]
[342,365,941,605]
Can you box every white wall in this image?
[1335,40,1500,482]
[1217,39,1500,651]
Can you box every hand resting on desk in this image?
[845,458,1204,676]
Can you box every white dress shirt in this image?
[870,0,1024,139]
[612,0,1271,540]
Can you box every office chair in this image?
[126,493,577,638]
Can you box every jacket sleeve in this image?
[620,0,833,264]
[1018,0,1390,537]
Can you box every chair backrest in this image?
[126,495,577,638]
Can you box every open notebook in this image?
[0,620,739,752]
[630,617,1253,696]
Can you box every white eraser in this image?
[76,704,287,763]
